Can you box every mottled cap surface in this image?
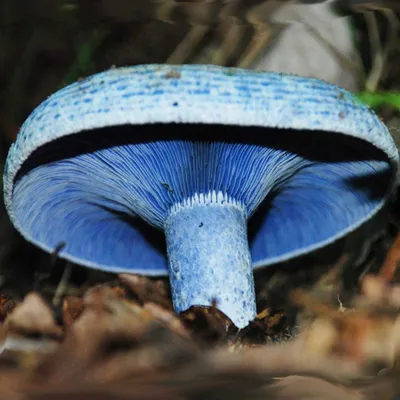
[3,64,399,274]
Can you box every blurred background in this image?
[0,0,399,310]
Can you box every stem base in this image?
[165,197,256,328]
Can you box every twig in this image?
[53,263,73,307]
[364,10,383,91]
[379,232,400,282]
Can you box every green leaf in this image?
[356,92,400,110]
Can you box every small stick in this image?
[379,232,400,282]
[51,241,66,267]
[52,263,73,307]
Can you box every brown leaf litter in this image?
[0,271,395,399]
[0,235,399,399]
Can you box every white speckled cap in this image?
[3,64,399,274]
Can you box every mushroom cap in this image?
[4,64,399,274]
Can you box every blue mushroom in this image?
[3,65,399,328]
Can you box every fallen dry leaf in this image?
[180,304,236,346]
[0,295,16,322]
[62,296,84,327]
[119,274,172,310]
[5,293,62,339]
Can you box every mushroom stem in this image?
[164,193,256,328]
